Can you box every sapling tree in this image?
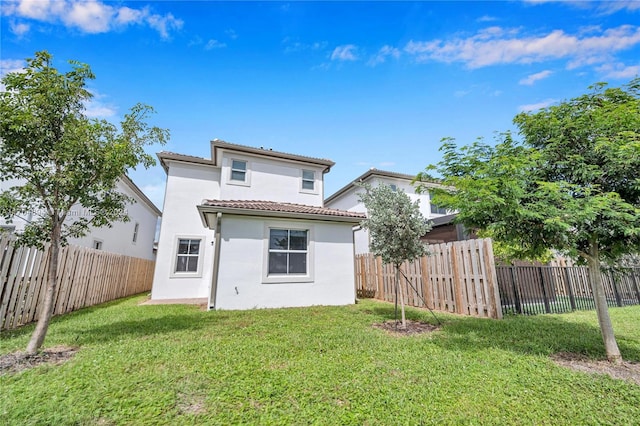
[417,78,640,363]
[0,51,169,354]
[358,183,430,328]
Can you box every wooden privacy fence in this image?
[496,265,640,315]
[0,235,155,330]
[355,238,502,319]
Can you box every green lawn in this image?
[1,295,639,425]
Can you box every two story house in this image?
[0,175,160,261]
[150,140,365,310]
[324,168,455,253]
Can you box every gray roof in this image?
[211,139,335,171]
[325,168,442,204]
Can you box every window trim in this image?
[262,223,314,284]
[93,239,103,250]
[300,169,318,194]
[170,235,205,278]
[228,158,251,187]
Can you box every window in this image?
[301,169,315,191]
[389,184,397,192]
[93,240,103,250]
[268,229,308,275]
[230,159,247,182]
[430,204,448,215]
[175,238,201,273]
[132,222,139,243]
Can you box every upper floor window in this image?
[93,240,103,250]
[430,204,448,215]
[301,169,315,191]
[231,160,247,182]
[389,184,397,192]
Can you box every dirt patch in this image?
[551,352,640,386]
[373,319,440,336]
[0,345,79,375]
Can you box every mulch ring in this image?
[373,319,441,336]
[0,345,79,375]
[551,352,640,386]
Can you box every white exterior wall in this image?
[151,162,219,299]
[1,178,159,260]
[214,216,356,310]
[219,151,325,206]
[68,179,159,260]
[0,178,30,232]
[325,176,444,254]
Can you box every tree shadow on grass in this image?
[368,304,640,362]
[1,296,229,349]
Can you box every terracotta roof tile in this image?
[201,200,366,219]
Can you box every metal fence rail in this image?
[496,265,640,315]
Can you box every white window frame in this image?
[170,235,205,278]
[132,222,139,244]
[262,223,314,284]
[228,158,251,187]
[300,169,318,194]
[93,239,103,250]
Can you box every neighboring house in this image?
[0,175,161,261]
[324,168,451,253]
[422,213,475,244]
[151,139,365,310]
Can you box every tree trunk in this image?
[397,265,407,329]
[585,240,622,364]
[26,222,61,354]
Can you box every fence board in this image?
[0,235,155,330]
[355,239,501,319]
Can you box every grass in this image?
[1,295,639,425]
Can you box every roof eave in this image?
[197,205,364,228]
[211,140,335,172]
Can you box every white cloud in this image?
[367,45,401,66]
[454,90,470,98]
[598,0,640,14]
[518,99,557,112]
[331,44,358,61]
[205,39,226,50]
[477,15,498,23]
[283,38,327,54]
[0,59,25,77]
[2,0,183,39]
[84,90,117,118]
[9,21,30,36]
[404,25,640,69]
[519,70,553,85]
[596,62,640,79]
[225,29,238,40]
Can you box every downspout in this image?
[352,225,361,303]
[209,212,223,310]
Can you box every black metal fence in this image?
[496,266,640,315]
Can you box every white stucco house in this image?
[324,168,449,253]
[151,139,365,310]
[0,175,161,261]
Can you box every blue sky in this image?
[2,0,639,209]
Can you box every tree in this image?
[417,78,640,363]
[0,51,169,354]
[358,183,431,328]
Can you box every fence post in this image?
[509,266,522,314]
[630,268,640,304]
[563,267,577,311]
[608,269,623,307]
[538,267,552,314]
